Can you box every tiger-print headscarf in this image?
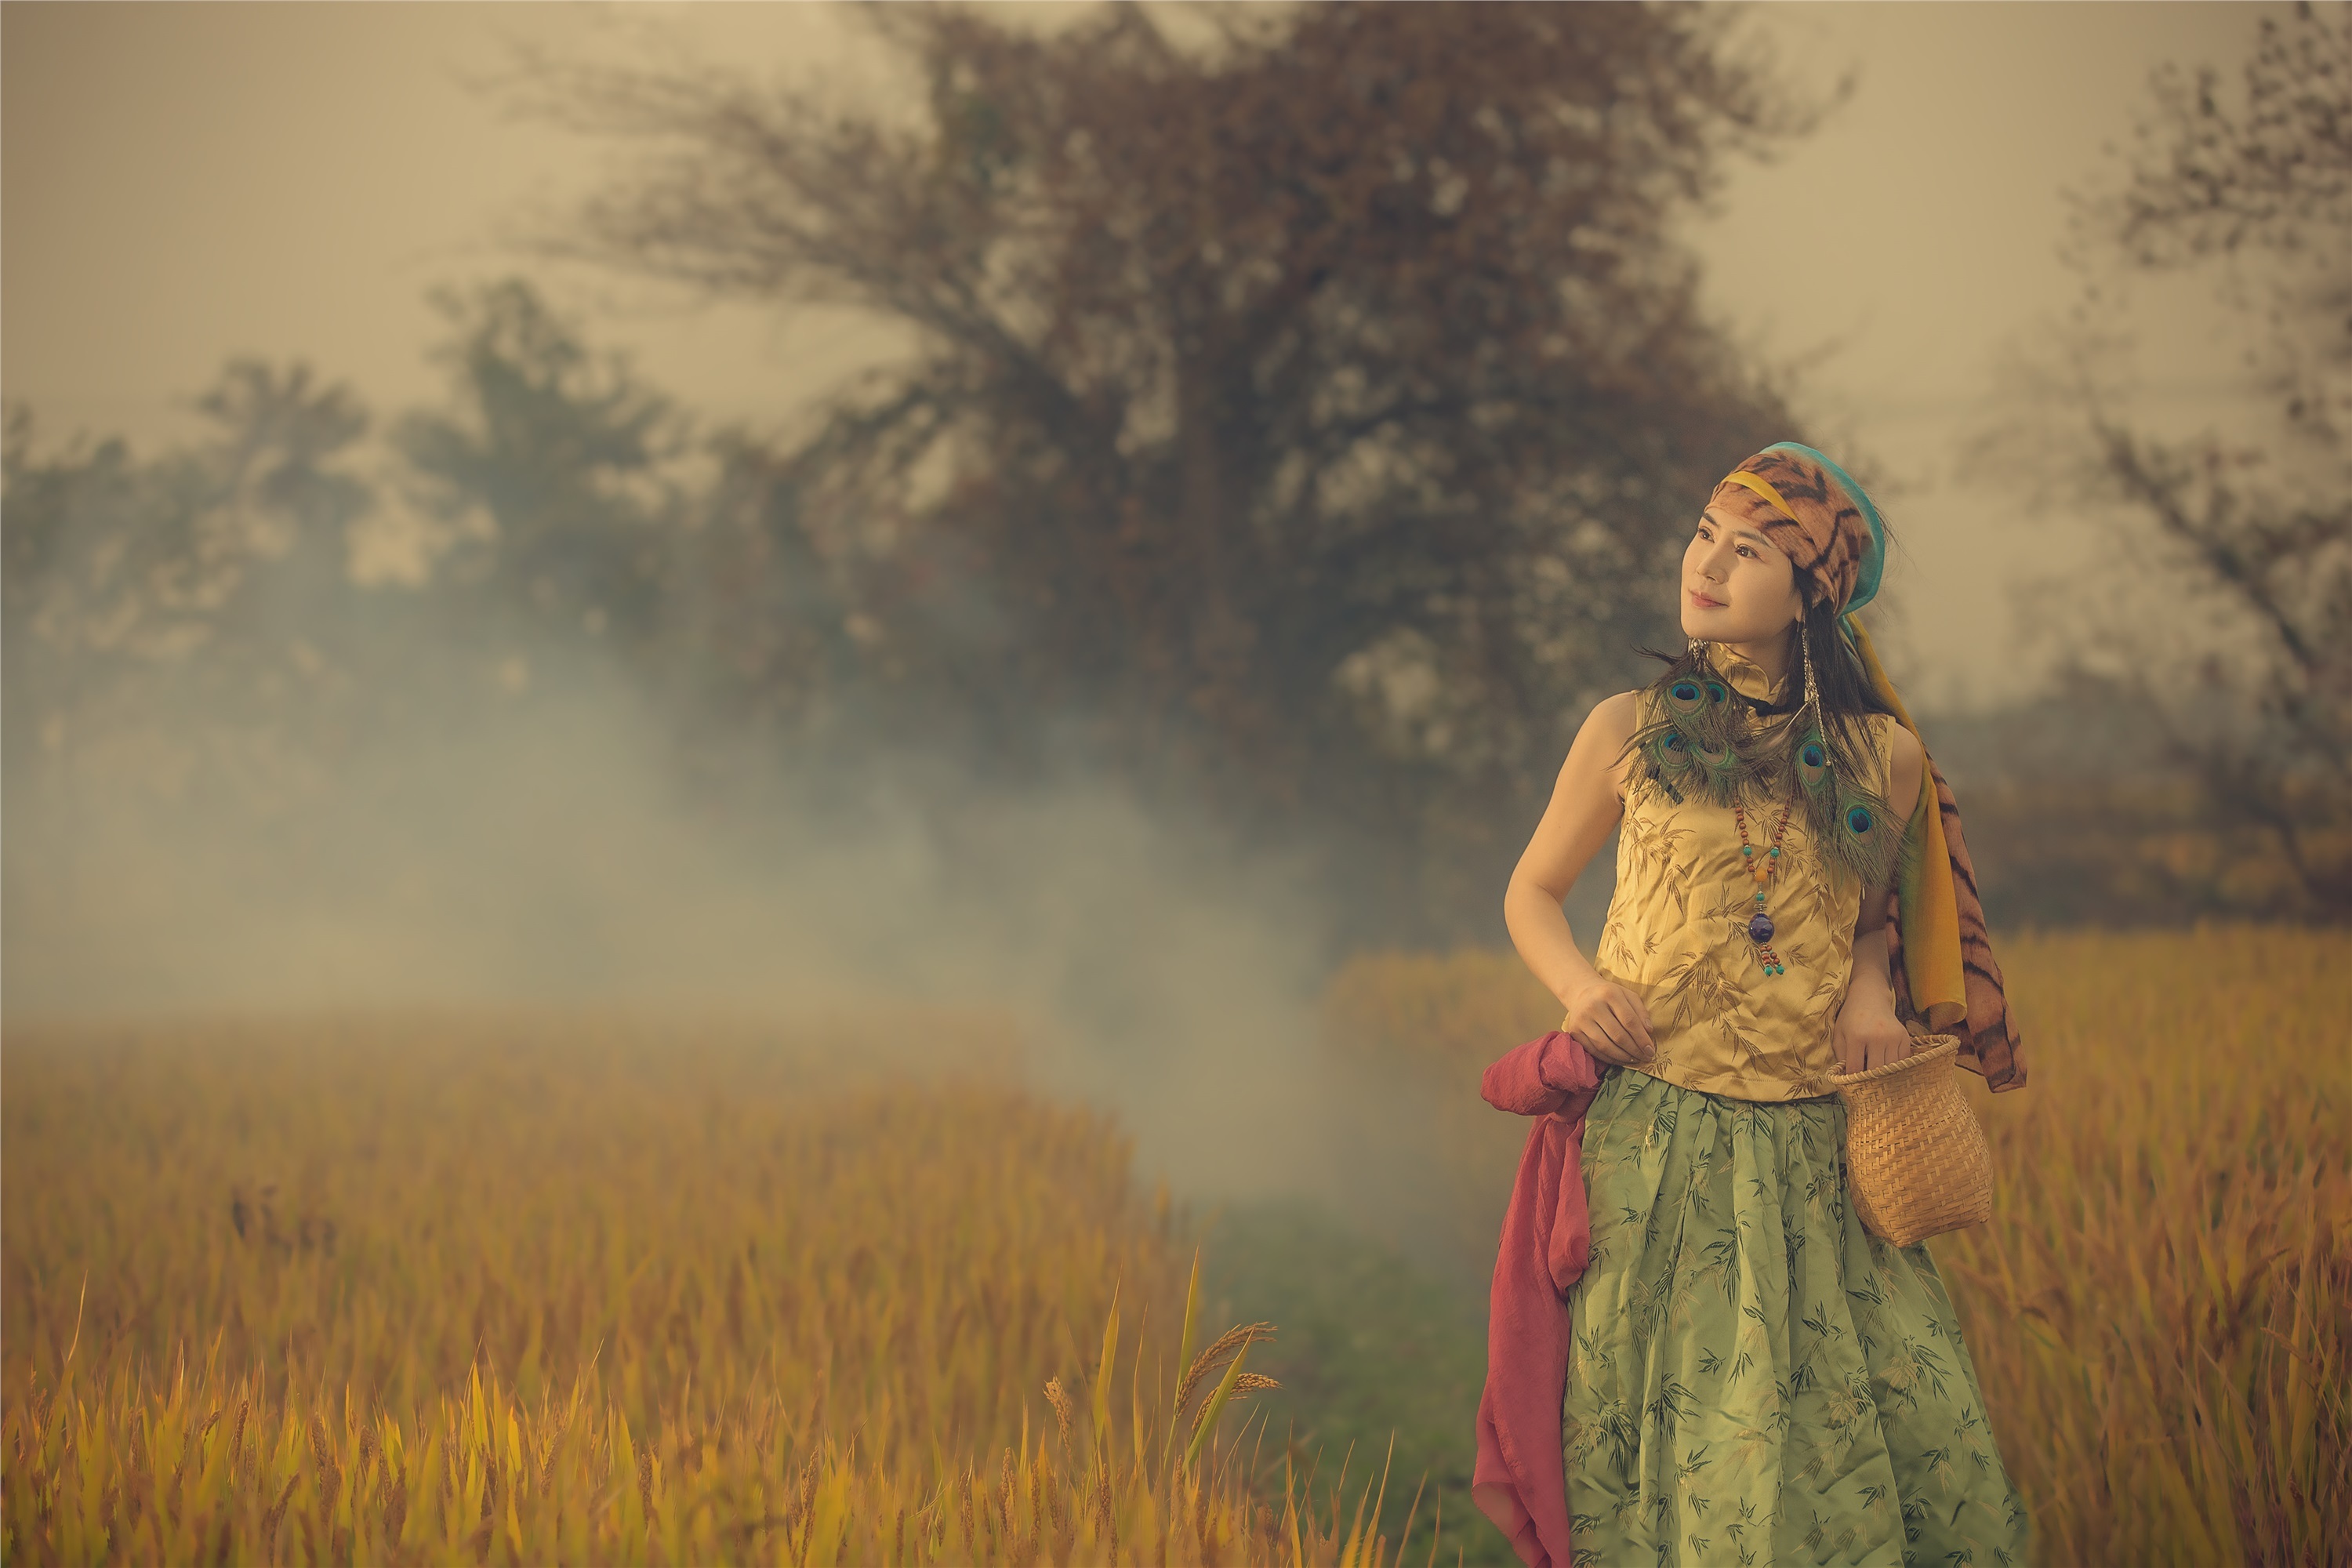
[1709,445,1884,616]
[1712,442,2026,1092]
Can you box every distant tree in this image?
[524,2,1817,934]
[2,365,378,802]
[388,280,878,738]
[1,287,849,811]
[2015,2,2351,920]
[3,364,368,662]
[393,280,691,654]
[656,432,873,741]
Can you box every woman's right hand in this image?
[1564,979,1655,1066]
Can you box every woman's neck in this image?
[1720,627,1796,693]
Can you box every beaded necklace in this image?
[1731,799,1794,977]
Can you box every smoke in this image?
[2,630,1361,1209]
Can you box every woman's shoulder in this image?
[1585,689,1645,740]
[1846,710,1924,815]
[1878,713,1920,758]
[1878,714,1925,811]
[1562,691,1646,796]
[1577,690,1650,763]
[1846,707,1895,745]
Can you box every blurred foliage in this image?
[1994,1,2352,921]
[1922,676,2352,927]
[392,280,688,652]
[2,365,384,813]
[1954,773,2352,930]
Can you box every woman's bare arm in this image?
[1504,691,1655,1065]
[1834,723,1927,1073]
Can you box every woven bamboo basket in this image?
[1828,1035,1994,1247]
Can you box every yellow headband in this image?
[1717,468,1799,522]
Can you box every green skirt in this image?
[1562,1068,2028,1567]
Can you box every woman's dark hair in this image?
[1795,592,1894,721]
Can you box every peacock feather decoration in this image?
[1626,655,1760,806]
[1626,624,1909,892]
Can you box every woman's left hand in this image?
[1833,993,1914,1076]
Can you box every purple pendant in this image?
[1748,912,1776,944]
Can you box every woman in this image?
[1501,445,2028,1566]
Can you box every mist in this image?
[0,619,1400,1213]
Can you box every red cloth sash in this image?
[1472,1029,1602,1568]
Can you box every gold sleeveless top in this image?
[1588,654,1898,1103]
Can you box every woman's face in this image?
[1680,505,1805,646]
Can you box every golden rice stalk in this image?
[1044,1377,1075,1455]
[1175,1323,1276,1417]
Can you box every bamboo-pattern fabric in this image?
[1561,1069,2027,1567]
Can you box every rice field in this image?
[1322,926,2352,1568]
[2,1010,1428,1566]
[8,930,2347,1566]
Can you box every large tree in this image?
[528,2,1814,935]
